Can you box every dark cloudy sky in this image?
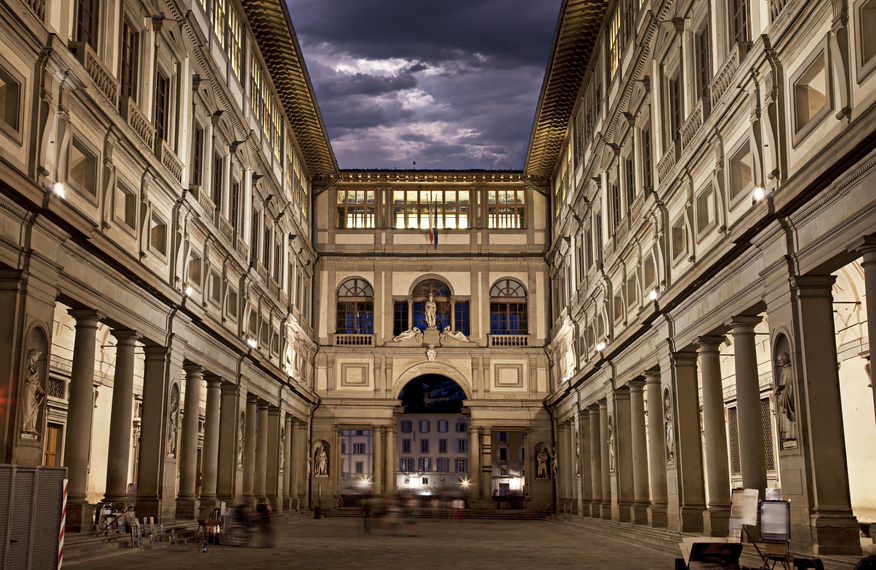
[286,0,563,170]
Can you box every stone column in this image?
[373,426,383,495]
[698,336,731,536]
[481,428,492,501]
[853,237,876,428]
[217,383,242,505]
[385,425,396,493]
[243,395,258,500]
[644,370,668,527]
[103,329,139,505]
[728,316,767,496]
[599,400,611,519]
[198,375,222,509]
[176,364,203,519]
[555,422,567,505]
[254,403,269,502]
[629,380,649,525]
[615,388,634,523]
[588,404,602,518]
[64,309,103,531]
[284,414,294,509]
[791,276,860,554]
[469,426,480,500]
[266,406,280,510]
[673,351,706,532]
[578,408,592,516]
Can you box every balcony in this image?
[120,96,154,149]
[155,138,183,183]
[657,140,677,183]
[70,42,118,107]
[197,187,216,221]
[709,43,746,106]
[23,0,45,19]
[680,99,706,151]
[334,334,374,346]
[488,334,529,347]
[218,214,234,243]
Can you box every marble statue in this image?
[237,415,245,466]
[775,352,798,441]
[441,326,469,342]
[425,294,437,329]
[537,445,550,478]
[21,349,44,434]
[314,444,328,476]
[391,327,422,343]
[550,446,558,479]
[663,390,675,462]
[167,387,179,457]
[608,417,615,472]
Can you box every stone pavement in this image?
[66,514,679,569]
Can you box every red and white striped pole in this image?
[58,478,67,570]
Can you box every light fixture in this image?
[596,342,607,352]
[461,479,469,487]
[649,289,659,301]
[246,338,257,349]
[52,183,65,199]
[184,285,193,297]
[752,186,766,203]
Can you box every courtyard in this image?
[66,515,678,570]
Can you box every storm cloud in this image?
[286,0,562,170]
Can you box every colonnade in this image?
[60,308,310,531]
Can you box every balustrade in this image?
[120,96,154,149]
[489,335,529,347]
[334,334,374,346]
[656,141,677,183]
[155,139,183,183]
[70,42,118,107]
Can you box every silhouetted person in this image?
[362,496,372,535]
[255,502,273,547]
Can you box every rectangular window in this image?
[456,458,467,473]
[250,209,260,262]
[115,182,137,229]
[611,182,622,229]
[695,24,711,102]
[393,301,409,336]
[69,137,97,196]
[696,184,715,236]
[227,287,238,319]
[419,420,430,433]
[439,439,447,453]
[400,457,414,472]
[188,252,202,289]
[191,125,204,186]
[668,71,681,144]
[454,301,470,336]
[75,0,99,49]
[487,190,525,229]
[420,439,429,453]
[353,442,365,454]
[419,457,431,472]
[401,420,412,433]
[212,0,226,47]
[625,156,635,211]
[608,6,621,76]
[336,190,376,228]
[154,70,169,142]
[437,457,449,472]
[355,461,364,474]
[0,66,21,132]
[498,447,508,461]
[729,0,749,47]
[496,431,509,442]
[595,214,603,258]
[212,154,223,212]
[641,123,652,188]
[273,240,281,280]
[229,180,240,230]
[456,439,467,453]
[227,8,243,82]
[456,422,466,433]
[794,53,828,136]
[402,439,411,453]
[121,21,139,102]
[150,213,167,256]
[438,420,448,433]
[672,216,687,261]
[729,140,753,202]
[393,189,470,229]
[250,58,261,119]
[210,272,221,305]
[263,224,271,267]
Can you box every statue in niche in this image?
[425,294,437,329]
[167,387,179,457]
[608,417,616,472]
[390,327,422,343]
[20,349,45,434]
[775,352,798,442]
[237,415,245,467]
[537,445,550,478]
[314,444,328,477]
[279,431,285,470]
[663,390,675,462]
[441,326,469,342]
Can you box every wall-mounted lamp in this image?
[185,285,193,297]
[52,182,65,199]
[596,342,607,352]
[246,338,258,349]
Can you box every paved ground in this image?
[67,515,679,569]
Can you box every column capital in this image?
[697,335,725,351]
[598,399,607,410]
[790,275,837,297]
[671,351,698,367]
[204,373,223,386]
[578,407,591,419]
[644,370,661,384]
[847,234,876,261]
[220,382,240,395]
[628,378,645,393]
[68,308,105,328]
[268,405,280,417]
[257,401,271,411]
[142,345,169,360]
[111,329,140,344]
[614,386,631,400]
[726,315,762,333]
[183,363,203,376]
[247,393,259,403]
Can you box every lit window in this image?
[393,189,469,229]
[487,190,525,229]
[336,190,375,229]
[490,279,528,335]
[336,278,374,335]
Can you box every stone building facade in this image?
[0,0,873,557]
[536,0,876,557]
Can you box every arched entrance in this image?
[396,375,470,497]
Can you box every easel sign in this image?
[729,488,759,536]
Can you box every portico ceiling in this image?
[242,0,339,178]
[524,0,608,181]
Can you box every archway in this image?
[396,375,469,496]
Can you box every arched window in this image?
[412,279,451,331]
[490,279,527,335]
[336,278,374,334]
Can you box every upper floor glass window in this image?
[336,278,374,335]
[337,190,375,229]
[393,189,469,229]
[729,0,749,48]
[75,0,98,50]
[487,190,524,229]
[120,20,139,102]
[490,279,527,335]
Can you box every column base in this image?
[580,500,592,517]
[198,496,219,513]
[589,503,601,518]
[601,501,612,520]
[648,505,668,528]
[283,497,292,511]
[617,501,633,522]
[268,496,280,512]
[680,505,706,533]
[65,501,96,533]
[703,507,731,537]
[175,498,200,520]
[631,502,649,525]
[811,511,862,556]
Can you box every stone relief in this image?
[20,349,45,435]
[389,327,423,345]
[167,384,180,458]
[663,389,675,463]
[426,345,436,362]
[775,352,798,443]
[439,326,476,347]
[313,443,328,477]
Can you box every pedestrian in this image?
[855,544,876,570]
[255,501,274,548]
[362,495,372,535]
